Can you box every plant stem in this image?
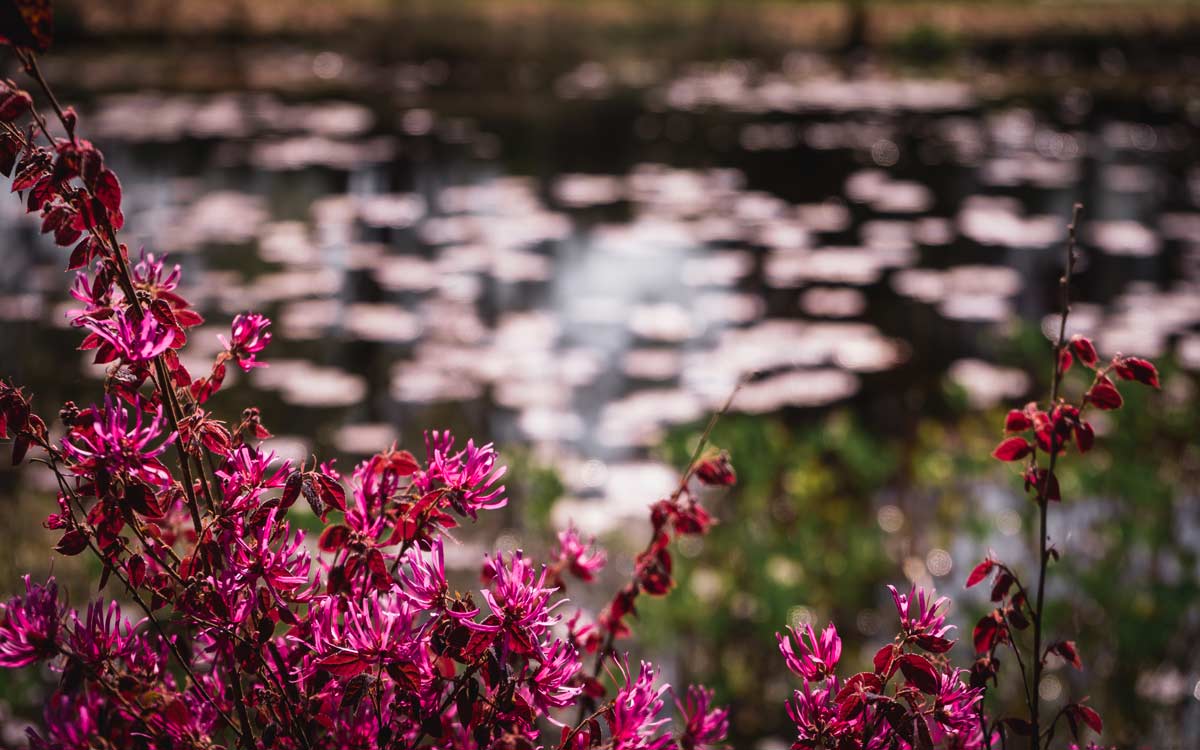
[228,652,257,748]
[1030,203,1081,749]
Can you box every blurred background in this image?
[1,0,1199,746]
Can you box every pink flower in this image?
[220,312,272,371]
[222,509,314,624]
[785,678,843,748]
[525,638,583,713]
[930,669,985,742]
[471,550,563,654]
[553,524,607,582]
[61,396,175,489]
[302,594,427,683]
[66,599,136,666]
[418,431,507,519]
[675,685,729,750]
[27,691,103,750]
[398,539,455,613]
[76,306,173,363]
[214,444,290,512]
[608,659,674,750]
[777,622,842,681]
[888,584,955,642]
[130,250,182,301]
[0,576,63,668]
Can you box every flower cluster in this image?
[0,25,734,748]
[777,586,984,750]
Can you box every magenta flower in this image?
[398,539,476,619]
[303,594,427,682]
[76,306,174,363]
[553,524,607,582]
[675,685,729,750]
[777,622,842,681]
[66,599,136,667]
[608,659,674,750]
[471,550,563,654]
[418,432,507,519]
[62,396,175,489]
[27,691,103,750]
[220,312,272,371]
[67,270,113,317]
[214,444,290,512]
[930,669,985,741]
[223,509,314,624]
[130,250,183,301]
[525,637,583,713]
[0,575,63,668]
[888,584,955,642]
[786,678,842,748]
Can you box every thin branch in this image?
[1030,202,1082,749]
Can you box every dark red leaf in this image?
[914,633,955,654]
[280,473,301,509]
[11,434,29,465]
[316,652,367,679]
[1074,421,1094,453]
[990,571,1014,602]
[1072,704,1103,734]
[55,528,88,555]
[1070,335,1098,367]
[898,653,939,694]
[1114,356,1160,389]
[1003,410,1032,432]
[317,474,346,513]
[1049,640,1083,670]
[965,558,994,588]
[126,554,146,588]
[0,132,20,176]
[992,436,1032,462]
[836,672,883,703]
[1058,347,1073,375]
[1085,380,1122,410]
[94,168,121,216]
[0,89,31,121]
[873,644,899,678]
[973,612,1003,653]
[318,524,350,552]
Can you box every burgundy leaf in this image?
[1085,380,1122,410]
[1003,410,1032,432]
[992,437,1032,462]
[318,524,350,552]
[1070,335,1098,367]
[965,558,994,588]
[55,528,88,556]
[1114,356,1160,389]
[898,653,939,694]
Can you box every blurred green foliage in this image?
[630,347,1199,746]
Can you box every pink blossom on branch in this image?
[60,395,175,490]
[553,524,607,582]
[219,312,272,371]
[0,576,63,668]
[777,622,842,681]
[675,684,730,750]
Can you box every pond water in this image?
[3,40,1196,529]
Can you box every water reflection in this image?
[0,41,1196,530]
